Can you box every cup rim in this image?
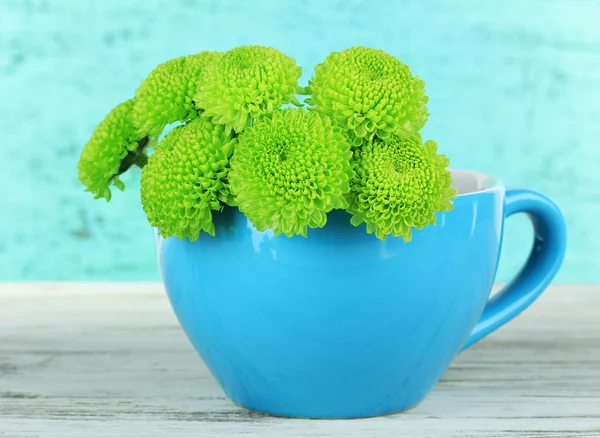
[449,169,502,197]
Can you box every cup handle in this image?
[462,188,567,350]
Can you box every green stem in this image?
[117,135,149,175]
[134,152,148,168]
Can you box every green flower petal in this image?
[229,108,354,237]
[133,51,222,137]
[307,46,428,145]
[194,45,302,134]
[346,134,456,241]
[78,99,147,201]
[140,117,237,241]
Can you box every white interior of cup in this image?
[450,169,501,196]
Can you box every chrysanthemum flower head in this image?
[194,45,302,134]
[229,108,354,237]
[140,117,237,241]
[346,134,455,241]
[78,99,148,201]
[307,46,428,146]
[133,51,222,137]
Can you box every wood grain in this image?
[0,283,599,437]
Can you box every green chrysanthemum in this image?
[229,108,354,237]
[346,134,456,241]
[307,46,428,146]
[78,99,148,201]
[194,45,302,134]
[133,51,222,137]
[140,117,236,240]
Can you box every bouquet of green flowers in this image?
[78,45,456,242]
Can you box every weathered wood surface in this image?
[0,283,599,437]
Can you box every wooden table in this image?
[0,284,598,437]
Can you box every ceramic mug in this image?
[155,169,567,419]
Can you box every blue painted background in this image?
[1,0,598,282]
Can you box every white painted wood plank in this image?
[0,283,599,437]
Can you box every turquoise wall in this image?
[1,0,598,282]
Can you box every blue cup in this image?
[156,169,567,418]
